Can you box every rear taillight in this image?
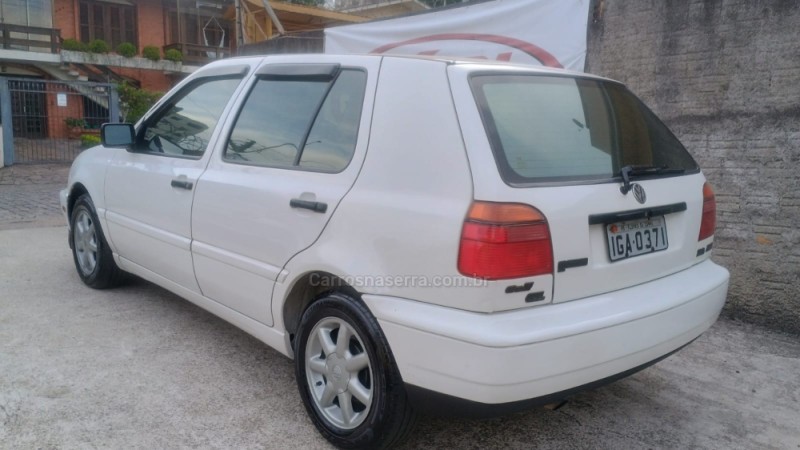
[458,201,553,280]
[698,182,716,241]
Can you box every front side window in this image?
[471,75,698,184]
[225,69,367,172]
[137,77,241,158]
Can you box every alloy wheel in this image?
[305,317,374,430]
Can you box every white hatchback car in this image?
[62,54,729,449]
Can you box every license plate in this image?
[606,216,668,262]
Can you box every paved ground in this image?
[1,164,799,448]
[0,164,70,230]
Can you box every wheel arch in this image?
[67,182,89,219]
[282,271,360,344]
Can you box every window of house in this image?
[1,0,54,52]
[225,70,367,172]
[2,0,53,28]
[79,1,137,48]
[167,10,231,47]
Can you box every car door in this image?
[191,58,378,325]
[104,65,249,293]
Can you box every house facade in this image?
[0,0,234,161]
[0,0,372,165]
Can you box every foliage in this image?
[142,45,161,61]
[62,38,87,52]
[116,42,136,58]
[164,48,183,62]
[117,82,163,124]
[64,117,87,128]
[88,39,110,53]
[80,134,102,149]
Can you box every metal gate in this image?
[0,77,119,165]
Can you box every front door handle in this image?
[290,198,327,213]
[170,179,193,190]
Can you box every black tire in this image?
[69,194,126,289]
[295,292,416,449]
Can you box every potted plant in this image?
[65,117,86,139]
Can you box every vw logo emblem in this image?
[632,184,647,204]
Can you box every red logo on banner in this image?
[371,33,563,68]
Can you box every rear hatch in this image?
[448,65,712,304]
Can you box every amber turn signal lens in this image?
[467,201,545,223]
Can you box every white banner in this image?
[325,0,591,71]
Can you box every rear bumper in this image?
[362,260,729,410]
[404,339,694,418]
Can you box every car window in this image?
[471,75,698,184]
[300,71,367,171]
[139,77,242,158]
[225,69,366,172]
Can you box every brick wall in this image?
[136,0,167,51]
[587,0,800,334]
[53,0,78,40]
[53,0,173,92]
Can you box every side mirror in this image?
[101,123,135,148]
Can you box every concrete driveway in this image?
[1,226,799,449]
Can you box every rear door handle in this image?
[290,198,327,213]
[170,179,193,190]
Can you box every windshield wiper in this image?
[619,165,686,194]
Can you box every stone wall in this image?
[586,0,800,334]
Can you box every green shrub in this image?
[142,45,160,61]
[116,42,136,57]
[80,134,102,149]
[62,38,87,52]
[88,39,110,53]
[164,48,183,62]
[64,117,86,128]
[117,82,163,124]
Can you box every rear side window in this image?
[225,69,367,172]
[470,75,698,184]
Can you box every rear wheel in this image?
[295,293,416,449]
[69,194,126,289]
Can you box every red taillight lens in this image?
[458,202,553,280]
[698,182,716,241]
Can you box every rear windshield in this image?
[470,74,698,184]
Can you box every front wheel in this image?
[69,194,126,289]
[295,293,416,449]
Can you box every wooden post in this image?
[262,0,285,36]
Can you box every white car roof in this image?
[198,53,618,84]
